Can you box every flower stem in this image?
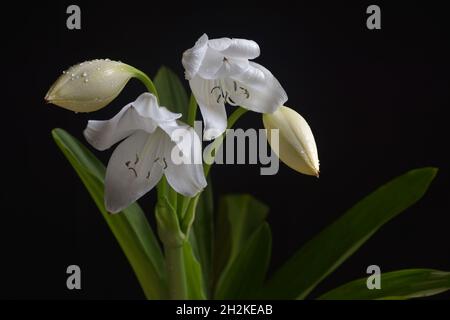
[228,106,248,128]
[164,244,188,299]
[128,66,159,101]
[187,94,198,126]
[160,104,247,299]
[131,67,195,300]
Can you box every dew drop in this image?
[84,78,89,83]
[82,72,87,77]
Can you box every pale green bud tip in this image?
[45,59,134,113]
[263,106,320,177]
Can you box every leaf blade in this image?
[183,241,207,299]
[318,269,450,300]
[263,167,438,299]
[52,128,167,299]
[214,223,272,299]
[191,176,214,296]
[213,194,270,298]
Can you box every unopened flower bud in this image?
[263,106,320,177]
[45,59,134,112]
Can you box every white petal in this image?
[84,93,180,151]
[84,105,156,151]
[207,37,232,51]
[182,34,209,80]
[158,121,201,163]
[189,76,227,140]
[214,57,250,79]
[230,62,266,84]
[228,62,287,113]
[221,38,260,59]
[163,128,207,197]
[196,47,225,80]
[133,92,181,123]
[104,130,165,213]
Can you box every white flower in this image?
[182,34,288,140]
[84,92,207,213]
[263,106,319,177]
[45,59,134,112]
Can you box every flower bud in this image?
[263,106,319,177]
[45,59,134,112]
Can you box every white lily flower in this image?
[84,92,207,213]
[182,34,288,140]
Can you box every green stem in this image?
[228,106,249,128]
[157,106,249,300]
[128,66,159,101]
[130,66,197,300]
[187,94,198,126]
[164,244,188,299]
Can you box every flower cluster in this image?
[46,34,319,213]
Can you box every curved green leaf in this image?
[183,241,207,299]
[318,269,450,300]
[190,176,214,296]
[263,167,438,299]
[213,194,270,298]
[214,223,272,299]
[52,128,167,299]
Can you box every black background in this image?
[1,1,449,299]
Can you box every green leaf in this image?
[190,177,214,295]
[213,194,270,298]
[52,128,167,299]
[263,167,438,299]
[318,269,450,300]
[215,223,272,299]
[154,66,189,121]
[183,241,207,299]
